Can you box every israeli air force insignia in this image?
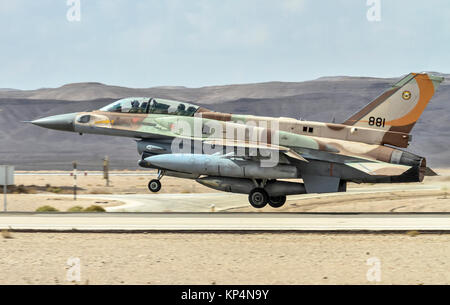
[402,91,412,100]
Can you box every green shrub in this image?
[36,206,60,212]
[83,205,106,213]
[67,206,84,212]
[46,187,63,194]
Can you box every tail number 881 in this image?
[368,117,386,127]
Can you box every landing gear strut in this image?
[148,170,164,193]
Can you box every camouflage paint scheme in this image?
[31,73,444,207]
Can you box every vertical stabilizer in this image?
[343,73,443,133]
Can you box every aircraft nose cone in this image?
[31,113,77,132]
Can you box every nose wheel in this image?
[148,170,164,193]
[148,179,162,193]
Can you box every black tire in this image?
[268,195,287,208]
[248,188,269,209]
[148,179,162,193]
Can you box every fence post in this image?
[73,161,77,201]
[103,156,109,187]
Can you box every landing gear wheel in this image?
[248,188,269,209]
[148,179,162,193]
[268,195,287,208]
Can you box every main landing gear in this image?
[148,170,164,193]
[248,180,287,209]
[267,195,287,208]
[248,188,269,209]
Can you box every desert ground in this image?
[0,232,449,285]
[1,170,449,285]
[5,170,213,212]
[12,170,215,195]
[3,169,450,212]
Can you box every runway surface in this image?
[45,184,442,212]
[16,172,156,176]
[0,213,449,232]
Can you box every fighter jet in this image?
[31,73,443,208]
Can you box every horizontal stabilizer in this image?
[345,162,410,176]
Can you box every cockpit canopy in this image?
[99,97,200,117]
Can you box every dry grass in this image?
[1,230,13,239]
[3,194,124,212]
[88,189,112,195]
[406,231,421,237]
[12,185,36,194]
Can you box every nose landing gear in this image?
[148,170,164,193]
[148,179,161,193]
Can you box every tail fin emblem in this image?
[402,91,412,101]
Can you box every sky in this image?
[1,0,450,89]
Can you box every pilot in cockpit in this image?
[129,100,140,113]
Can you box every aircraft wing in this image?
[203,139,309,162]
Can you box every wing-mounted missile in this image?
[136,140,171,155]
